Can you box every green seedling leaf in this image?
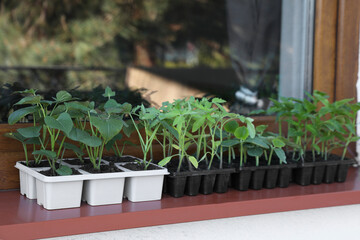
[272,138,285,148]
[8,106,38,125]
[192,117,205,132]
[4,132,26,142]
[158,156,173,166]
[247,123,256,138]
[17,126,42,138]
[312,144,321,153]
[161,120,179,140]
[104,99,122,114]
[172,144,180,150]
[45,112,73,135]
[249,109,266,115]
[105,133,123,151]
[55,91,72,103]
[306,125,318,135]
[123,120,136,138]
[90,117,124,142]
[188,156,198,168]
[234,126,249,141]
[256,125,268,134]
[55,165,73,176]
[63,142,84,156]
[15,89,37,95]
[224,120,239,133]
[247,147,263,157]
[68,128,102,147]
[211,98,226,104]
[246,137,270,149]
[65,101,91,112]
[102,86,115,98]
[15,95,42,105]
[33,150,56,159]
[274,148,286,163]
[221,139,239,147]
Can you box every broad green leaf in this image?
[55,91,72,102]
[221,139,239,147]
[45,112,73,135]
[272,138,285,148]
[65,101,91,112]
[8,106,38,125]
[15,95,42,105]
[56,165,73,176]
[102,86,115,98]
[33,150,56,159]
[68,128,102,147]
[15,89,37,95]
[188,156,198,168]
[104,99,122,114]
[224,120,239,133]
[345,123,356,135]
[4,132,26,142]
[234,126,249,141]
[90,117,124,142]
[246,137,270,149]
[24,137,41,145]
[105,133,123,151]
[247,147,263,157]
[17,126,42,138]
[161,120,179,140]
[274,148,286,163]
[123,120,136,138]
[158,156,173,166]
[63,142,84,156]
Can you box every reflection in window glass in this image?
[0,0,313,122]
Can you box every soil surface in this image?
[39,168,81,176]
[121,162,161,171]
[80,162,123,174]
[103,155,138,163]
[63,158,92,165]
[21,160,52,168]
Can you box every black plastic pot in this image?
[199,174,216,195]
[250,169,266,190]
[214,173,231,193]
[323,163,338,183]
[277,167,293,188]
[166,175,187,198]
[312,165,326,185]
[336,159,356,182]
[264,168,279,189]
[294,166,314,186]
[231,169,251,191]
[185,175,202,196]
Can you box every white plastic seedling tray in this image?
[15,157,169,209]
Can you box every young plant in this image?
[8,89,76,175]
[128,104,162,170]
[158,98,199,172]
[68,87,126,170]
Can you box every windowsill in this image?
[1,167,359,239]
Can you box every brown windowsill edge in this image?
[1,167,359,240]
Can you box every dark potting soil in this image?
[80,163,123,174]
[103,155,137,163]
[63,158,92,165]
[39,168,81,176]
[21,160,51,168]
[121,162,162,171]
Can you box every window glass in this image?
[0,0,314,123]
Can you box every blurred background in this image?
[0,0,314,122]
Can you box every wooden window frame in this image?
[0,0,359,190]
